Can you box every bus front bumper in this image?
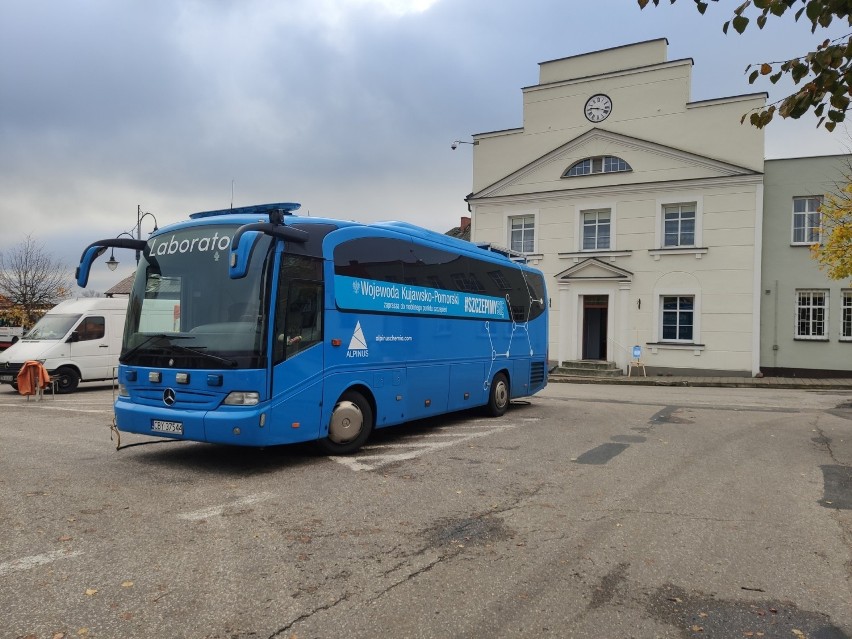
[115,398,276,447]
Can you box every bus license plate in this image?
[152,420,183,435]
[0,374,13,383]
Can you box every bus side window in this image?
[278,282,322,360]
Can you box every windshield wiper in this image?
[120,334,191,364]
[166,342,239,368]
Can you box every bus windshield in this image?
[121,225,273,369]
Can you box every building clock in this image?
[584,94,612,122]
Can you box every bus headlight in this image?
[223,391,260,406]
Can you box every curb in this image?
[548,375,852,390]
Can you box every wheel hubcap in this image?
[329,400,363,444]
[494,381,508,409]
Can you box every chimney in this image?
[460,216,471,232]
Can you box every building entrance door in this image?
[582,295,608,360]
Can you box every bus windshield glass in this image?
[121,225,273,369]
[24,314,82,341]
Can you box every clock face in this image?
[584,94,612,122]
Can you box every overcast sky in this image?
[1,0,849,293]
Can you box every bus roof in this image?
[161,203,531,267]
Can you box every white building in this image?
[467,39,768,376]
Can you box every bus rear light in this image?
[223,391,260,406]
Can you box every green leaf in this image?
[732,15,750,33]
[826,120,837,131]
[749,69,760,83]
[696,1,708,14]
[806,0,822,21]
[770,71,783,83]
[723,20,730,34]
[757,14,768,28]
[830,94,850,110]
[770,1,788,17]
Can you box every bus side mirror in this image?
[75,245,107,288]
[229,231,262,279]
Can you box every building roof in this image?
[445,216,471,242]
[105,274,134,297]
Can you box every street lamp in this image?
[135,205,159,264]
[105,231,140,271]
[450,139,478,150]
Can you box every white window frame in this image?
[655,195,703,250]
[563,155,632,178]
[662,203,697,248]
[659,295,696,343]
[791,196,822,245]
[841,290,852,341]
[581,209,611,251]
[505,211,538,254]
[795,289,829,340]
[573,200,616,252]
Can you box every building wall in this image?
[469,40,765,376]
[761,156,852,374]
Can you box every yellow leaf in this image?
[691,625,704,632]
[792,631,805,638]
[84,588,98,596]
[121,580,134,588]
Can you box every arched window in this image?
[563,155,631,178]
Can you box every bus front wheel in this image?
[318,391,374,455]
[486,372,509,417]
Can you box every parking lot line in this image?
[0,550,83,577]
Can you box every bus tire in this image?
[54,366,80,394]
[317,391,373,455]
[485,372,509,417]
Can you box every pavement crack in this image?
[813,420,839,464]
[267,593,349,638]
[371,553,446,604]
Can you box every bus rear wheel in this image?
[317,391,373,455]
[485,372,509,417]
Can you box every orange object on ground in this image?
[16,360,51,396]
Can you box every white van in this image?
[0,297,128,393]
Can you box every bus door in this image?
[269,258,325,441]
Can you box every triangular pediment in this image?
[470,128,759,200]
[556,258,633,282]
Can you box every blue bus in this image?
[76,203,548,453]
